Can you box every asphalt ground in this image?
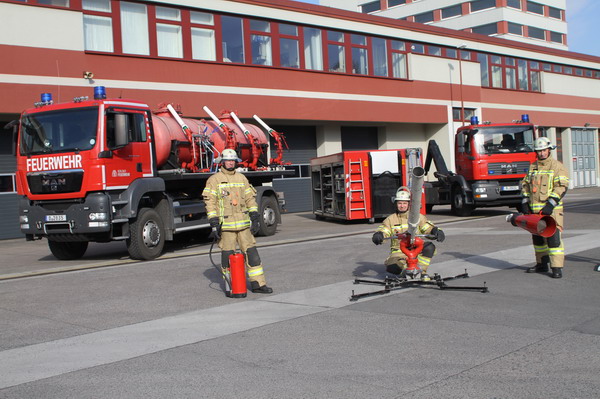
[0,187,599,398]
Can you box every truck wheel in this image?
[127,208,165,260]
[48,240,89,260]
[451,189,474,217]
[257,195,278,236]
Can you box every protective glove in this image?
[431,226,445,243]
[519,197,532,215]
[208,217,221,241]
[250,212,261,236]
[540,197,558,216]
[372,231,384,245]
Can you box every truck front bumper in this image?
[471,180,522,206]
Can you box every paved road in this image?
[0,188,599,398]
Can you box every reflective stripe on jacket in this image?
[376,212,435,253]
[521,157,568,211]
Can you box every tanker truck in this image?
[15,87,292,260]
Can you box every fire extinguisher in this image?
[228,252,247,298]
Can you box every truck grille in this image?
[27,172,84,194]
[488,161,530,175]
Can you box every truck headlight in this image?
[475,187,487,193]
[20,215,29,223]
[88,212,108,221]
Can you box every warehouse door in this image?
[571,128,597,187]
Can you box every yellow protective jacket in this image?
[521,157,568,228]
[202,168,258,231]
[376,212,436,253]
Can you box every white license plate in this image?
[45,215,67,222]
[501,185,519,191]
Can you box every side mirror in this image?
[4,120,18,156]
[456,133,465,153]
[112,114,129,149]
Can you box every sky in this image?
[291,0,600,58]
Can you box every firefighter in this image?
[520,137,569,278]
[371,187,445,281]
[202,149,273,294]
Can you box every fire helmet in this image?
[216,149,241,163]
[533,137,555,151]
[393,187,411,202]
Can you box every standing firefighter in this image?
[372,187,445,281]
[521,137,569,278]
[203,149,273,294]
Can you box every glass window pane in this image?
[428,46,441,56]
[221,16,244,63]
[477,53,489,86]
[411,43,424,53]
[414,11,434,23]
[442,4,461,19]
[550,31,563,43]
[518,59,529,90]
[491,55,502,64]
[492,65,503,87]
[83,15,113,52]
[553,64,562,73]
[328,44,345,72]
[120,2,149,55]
[250,19,270,32]
[531,70,541,91]
[505,57,515,66]
[527,1,544,15]
[82,0,110,12]
[372,37,387,77]
[190,11,213,25]
[506,68,516,89]
[392,53,407,79]
[391,40,405,51]
[362,1,380,13]
[251,35,272,65]
[507,0,521,9]
[564,66,572,74]
[352,47,368,74]
[191,27,216,61]
[472,23,497,35]
[528,26,545,40]
[388,0,406,6]
[157,24,182,58]
[549,6,562,19]
[328,31,344,42]
[156,6,180,21]
[351,34,366,46]
[446,48,457,58]
[508,22,522,35]
[279,23,297,36]
[303,27,323,71]
[471,0,495,12]
[280,38,299,68]
[37,0,69,6]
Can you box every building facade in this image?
[321,0,568,51]
[0,0,598,239]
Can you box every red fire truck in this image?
[424,116,537,216]
[310,148,423,222]
[15,87,292,260]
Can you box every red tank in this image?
[151,109,268,170]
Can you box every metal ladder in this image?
[347,160,367,217]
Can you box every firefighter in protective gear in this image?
[521,137,569,278]
[202,149,273,293]
[372,187,445,281]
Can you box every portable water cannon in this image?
[505,213,557,237]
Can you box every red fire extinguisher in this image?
[228,253,247,298]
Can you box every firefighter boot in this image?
[551,267,563,279]
[251,281,273,294]
[527,255,549,274]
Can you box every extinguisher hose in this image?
[208,233,232,288]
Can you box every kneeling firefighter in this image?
[202,149,273,294]
[372,187,445,281]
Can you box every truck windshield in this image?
[473,126,535,155]
[19,107,99,156]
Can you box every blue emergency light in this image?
[94,86,106,100]
[521,114,530,123]
[470,116,479,125]
[41,93,52,103]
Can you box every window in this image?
[361,1,380,13]
[507,0,521,9]
[478,53,490,87]
[351,34,368,75]
[390,40,407,79]
[491,55,503,88]
[279,24,299,69]
[83,0,110,12]
[472,23,497,35]
[37,0,69,6]
[549,7,562,19]
[120,2,149,55]
[327,31,345,73]
[526,1,544,15]
[518,59,529,90]
[191,12,215,61]
[388,0,406,6]
[428,45,441,56]
[414,11,434,24]
[372,37,387,77]
[550,31,563,43]
[553,64,562,73]
[453,108,476,121]
[156,7,182,58]
[528,26,545,40]
[0,175,16,194]
[250,20,272,66]
[83,15,113,52]
[410,43,424,54]
[508,22,522,35]
[505,57,516,89]
[221,16,244,63]
[471,0,495,12]
[304,27,323,71]
[446,48,457,58]
[442,5,461,19]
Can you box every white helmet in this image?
[392,187,411,202]
[216,148,241,163]
[533,137,555,151]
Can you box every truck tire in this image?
[451,188,474,217]
[48,240,89,260]
[127,207,165,260]
[257,195,278,236]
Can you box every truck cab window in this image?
[106,112,146,148]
